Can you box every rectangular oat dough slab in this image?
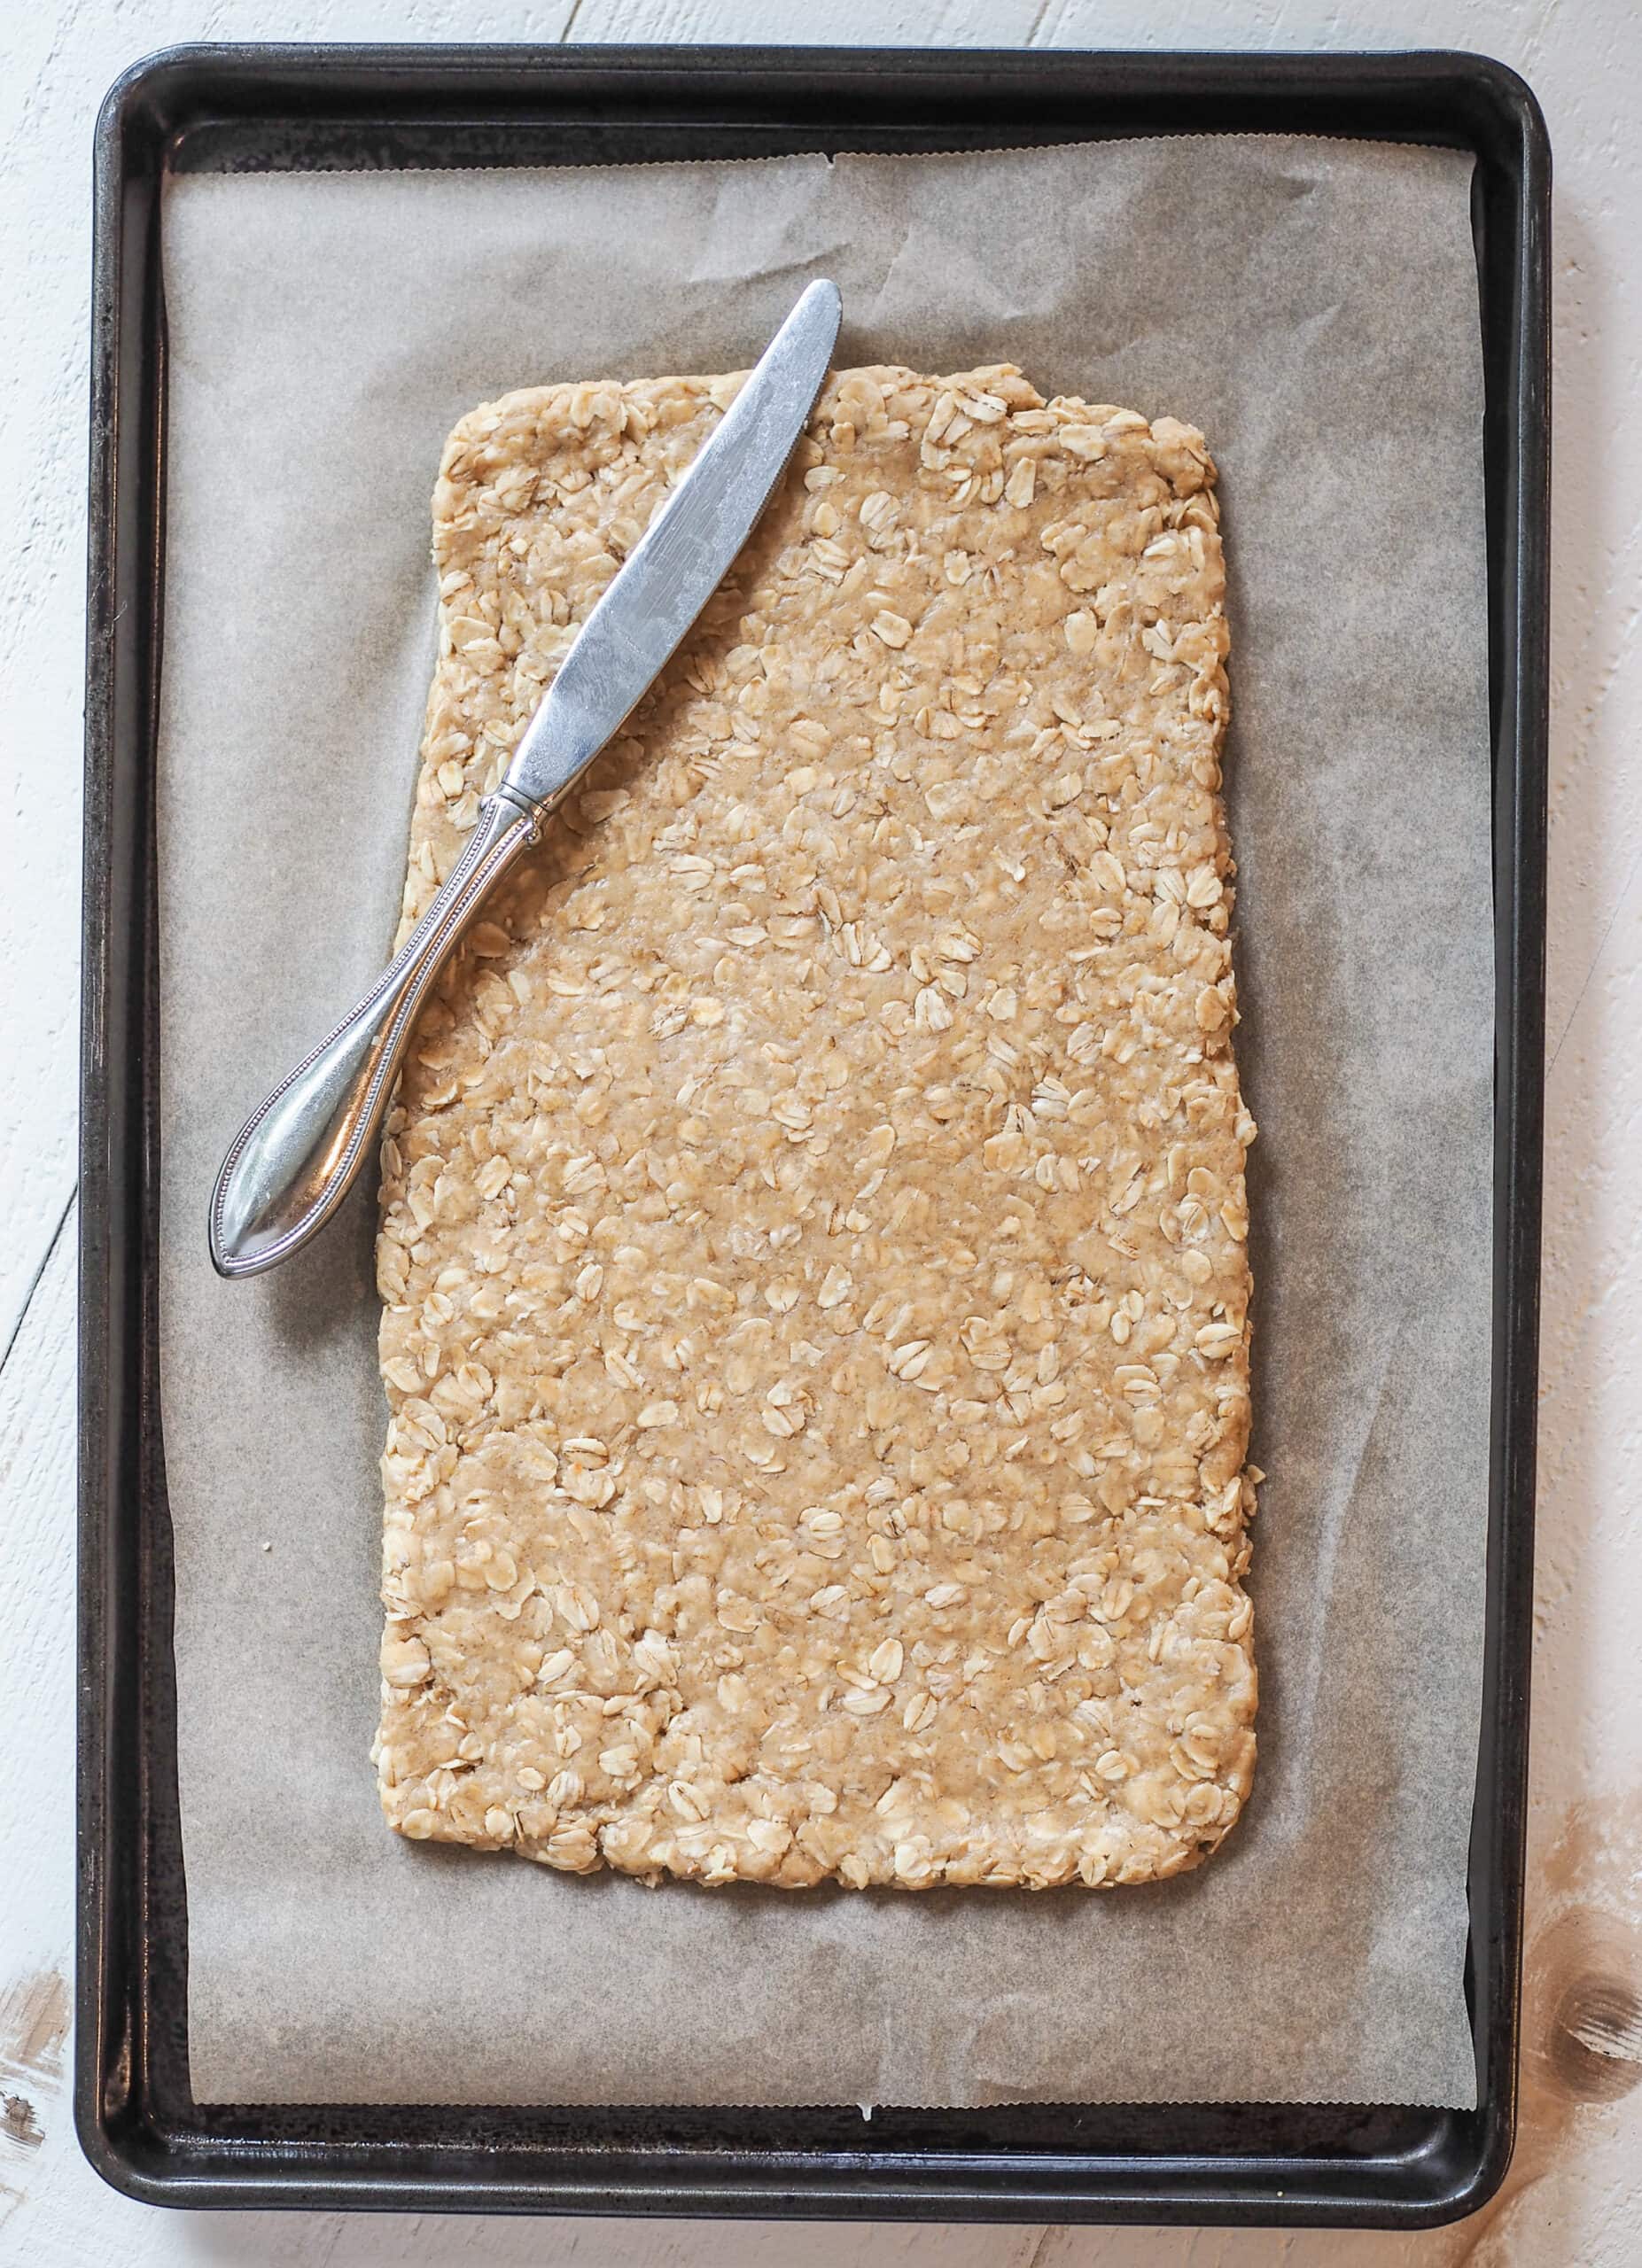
[375,361,1257,1891]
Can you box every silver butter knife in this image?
[209,278,842,1278]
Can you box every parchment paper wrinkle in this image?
[156,136,1492,2109]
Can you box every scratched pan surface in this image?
[76,42,1548,2225]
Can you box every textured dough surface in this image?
[374,360,1257,1890]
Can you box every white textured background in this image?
[1,1,1637,2261]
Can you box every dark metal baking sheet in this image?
[77,40,1548,2225]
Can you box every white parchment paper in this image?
[157,136,1493,2109]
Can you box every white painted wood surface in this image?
[4,0,1639,2259]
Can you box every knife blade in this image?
[208,278,842,1278]
[499,276,842,812]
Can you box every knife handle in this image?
[208,789,544,1279]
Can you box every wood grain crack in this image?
[0,1184,74,1387]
